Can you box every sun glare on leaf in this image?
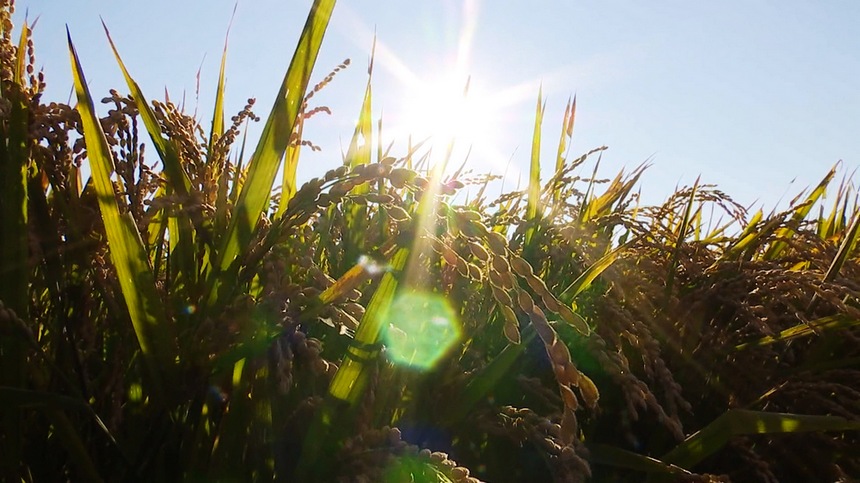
[381,291,461,370]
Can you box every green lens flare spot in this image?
[128,383,143,403]
[382,292,461,370]
[383,455,446,482]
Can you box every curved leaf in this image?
[662,409,860,470]
[68,31,176,403]
[208,0,337,307]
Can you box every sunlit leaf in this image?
[559,241,630,303]
[102,22,200,293]
[329,247,409,402]
[735,315,860,351]
[525,87,545,246]
[69,30,176,403]
[344,37,375,173]
[666,177,699,298]
[102,21,191,196]
[661,409,860,470]
[208,0,336,307]
[763,165,836,260]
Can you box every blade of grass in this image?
[69,30,176,404]
[13,16,30,83]
[581,164,647,223]
[208,5,234,159]
[0,19,31,480]
[666,177,699,299]
[525,87,545,247]
[344,36,375,174]
[578,153,602,224]
[555,95,575,175]
[102,22,200,294]
[590,444,690,476]
[211,8,234,233]
[204,0,336,311]
[45,408,105,482]
[0,386,126,468]
[445,328,536,423]
[102,21,191,196]
[228,123,249,209]
[329,247,409,402]
[720,208,763,262]
[808,210,860,312]
[763,165,836,260]
[319,260,375,304]
[296,247,409,480]
[340,40,375,269]
[277,114,303,217]
[559,240,631,303]
[660,409,860,470]
[735,314,860,351]
[208,0,336,307]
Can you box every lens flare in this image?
[382,291,461,370]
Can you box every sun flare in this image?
[393,73,501,158]
[338,0,541,177]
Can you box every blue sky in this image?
[18,0,860,210]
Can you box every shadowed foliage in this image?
[0,1,858,481]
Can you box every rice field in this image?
[1,1,859,481]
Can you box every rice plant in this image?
[1,0,858,481]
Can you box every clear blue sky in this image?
[18,0,860,210]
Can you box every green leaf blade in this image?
[210,0,337,306]
[68,31,176,403]
[662,409,860,470]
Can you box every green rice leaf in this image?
[319,261,374,305]
[102,22,199,295]
[277,115,303,217]
[209,0,336,305]
[802,209,860,313]
[329,247,409,403]
[344,36,375,174]
[581,164,646,223]
[525,87,545,246]
[661,409,860,470]
[0,20,31,474]
[559,241,630,303]
[590,444,690,476]
[69,31,176,403]
[578,153,602,223]
[44,408,105,482]
[735,315,860,351]
[763,165,836,260]
[102,21,191,196]
[822,210,860,284]
[0,18,31,315]
[13,17,29,84]
[555,95,575,175]
[721,209,763,261]
[0,386,91,410]
[209,12,233,236]
[208,6,233,158]
[666,178,699,298]
[340,39,375,264]
[298,247,409,481]
[445,329,535,423]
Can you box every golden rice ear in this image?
[502,318,520,344]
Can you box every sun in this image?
[337,0,541,176]
[392,72,503,159]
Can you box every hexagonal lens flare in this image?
[382,291,461,370]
